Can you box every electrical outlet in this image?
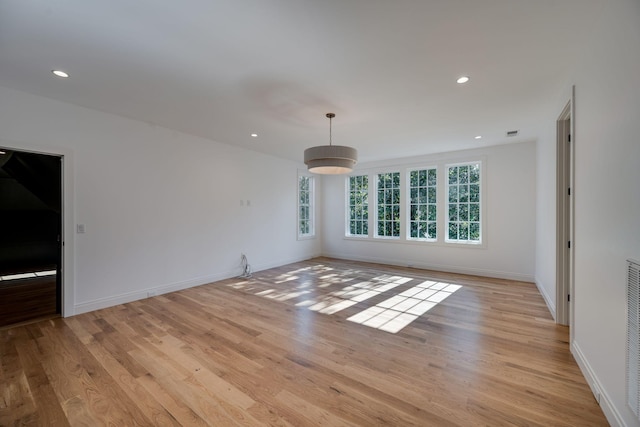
[76,224,85,234]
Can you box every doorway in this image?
[0,148,63,326]
[556,95,573,327]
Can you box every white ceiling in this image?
[0,0,604,164]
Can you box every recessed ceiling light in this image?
[250,133,258,138]
[456,76,470,84]
[474,135,482,140]
[52,70,69,78]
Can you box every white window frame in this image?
[406,166,438,242]
[445,161,482,245]
[345,174,369,238]
[374,171,401,239]
[297,173,315,240]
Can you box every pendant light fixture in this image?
[304,113,357,174]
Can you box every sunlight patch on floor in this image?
[347,281,462,333]
[227,267,462,335]
[296,276,410,315]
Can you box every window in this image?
[408,168,437,241]
[298,175,314,238]
[446,162,481,243]
[376,172,400,238]
[347,175,369,236]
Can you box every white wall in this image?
[535,119,559,316]
[537,0,640,425]
[321,142,536,282]
[0,86,321,315]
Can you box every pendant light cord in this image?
[329,116,332,146]
[326,112,335,146]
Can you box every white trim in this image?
[556,98,572,326]
[75,252,320,315]
[322,252,535,282]
[571,341,624,427]
[535,276,556,320]
[74,271,235,314]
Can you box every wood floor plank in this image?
[0,258,609,426]
[65,317,182,427]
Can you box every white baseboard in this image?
[250,252,322,274]
[534,276,556,321]
[322,251,535,283]
[74,270,236,315]
[571,341,625,427]
[73,252,321,316]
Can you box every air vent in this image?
[506,130,519,137]
[628,259,640,421]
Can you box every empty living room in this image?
[1,1,639,426]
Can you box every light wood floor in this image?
[0,257,608,426]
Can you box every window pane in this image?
[449,186,458,203]
[428,169,437,186]
[459,185,468,202]
[418,205,427,221]
[410,221,418,238]
[470,203,479,221]
[419,188,427,204]
[459,166,469,184]
[449,167,458,184]
[428,204,436,221]
[428,187,436,204]
[427,222,437,239]
[449,204,458,221]
[419,170,427,186]
[469,222,480,241]
[448,223,458,240]
[459,204,469,221]
[469,184,479,202]
[410,171,419,187]
[470,164,480,183]
[459,222,469,240]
